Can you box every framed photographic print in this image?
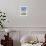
[20,5,28,16]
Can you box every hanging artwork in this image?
[20,5,28,16]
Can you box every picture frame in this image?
[20,5,28,16]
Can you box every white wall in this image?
[0,1,46,46]
[0,0,46,27]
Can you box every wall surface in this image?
[0,0,46,46]
[0,0,46,27]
